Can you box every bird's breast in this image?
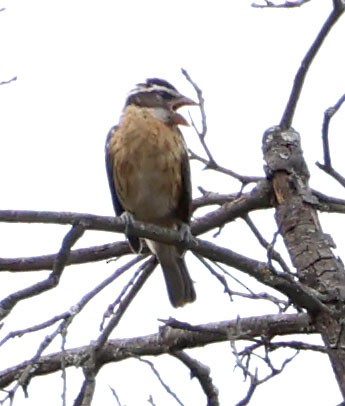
[110,106,186,224]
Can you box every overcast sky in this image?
[0,1,344,404]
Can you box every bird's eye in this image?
[157,91,175,101]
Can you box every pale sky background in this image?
[0,0,345,405]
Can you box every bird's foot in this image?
[178,223,197,247]
[120,212,142,253]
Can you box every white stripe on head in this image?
[128,83,180,98]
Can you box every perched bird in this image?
[105,78,197,307]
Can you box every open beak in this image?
[168,94,198,126]
[169,95,198,110]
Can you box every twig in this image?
[0,223,85,321]
[147,395,157,405]
[137,357,185,406]
[316,93,345,187]
[181,69,211,160]
[0,256,143,349]
[172,351,219,406]
[252,0,311,8]
[0,76,16,86]
[239,339,327,355]
[231,340,298,406]
[243,215,292,275]
[192,189,238,210]
[109,386,123,406]
[0,312,69,347]
[182,69,263,186]
[94,257,156,351]
[189,149,263,185]
[0,316,75,403]
[280,2,345,129]
[99,253,149,330]
[53,222,86,277]
[312,189,345,213]
[193,254,234,302]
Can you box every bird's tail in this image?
[146,240,196,308]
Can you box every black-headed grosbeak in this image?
[105,78,196,307]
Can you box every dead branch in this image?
[0,223,85,321]
[137,357,185,406]
[280,3,345,129]
[252,0,311,8]
[172,351,219,406]
[0,313,313,389]
[0,76,16,86]
[316,93,345,187]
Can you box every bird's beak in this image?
[171,112,190,126]
[170,95,198,110]
[168,95,197,126]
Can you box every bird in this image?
[105,78,197,307]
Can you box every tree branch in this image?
[316,92,345,187]
[0,313,313,389]
[280,3,345,129]
[252,0,311,8]
[0,223,85,320]
[172,351,219,406]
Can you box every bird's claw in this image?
[179,223,197,246]
[120,212,142,253]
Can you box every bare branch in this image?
[0,241,132,272]
[193,254,233,302]
[0,255,143,351]
[182,69,263,186]
[189,149,263,185]
[312,189,345,214]
[0,223,85,321]
[231,340,298,405]
[252,0,311,8]
[0,181,270,236]
[243,215,292,274]
[73,373,96,406]
[192,189,238,210]
[181,69,211,161]
[0,76,16,86]
[172,351,219,406]
[99,254,150,330]
[94,257,156,351]
[138,357,185,406]
[0,201,329,313]
[0,312,69,347]
[147,395,157,405]
[109,386,124,406]
[316,93,345,187]
[0,179,273,244]
[0,313,313,388]
[280,4,345,129]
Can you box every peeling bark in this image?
[263,126,345,398]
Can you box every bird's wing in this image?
[175,147,192,224]
[105,125,124,216]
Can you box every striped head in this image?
[125,78,197,126]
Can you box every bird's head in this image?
[125,78,197,126]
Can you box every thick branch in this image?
[0,313,313,388]
[0,180,272,237]
[263,126,345,398]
